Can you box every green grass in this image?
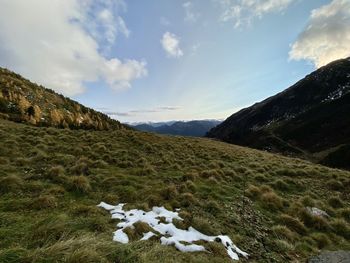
[0,118,349,262]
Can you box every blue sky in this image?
[1,0,349,123]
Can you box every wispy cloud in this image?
[0,0,147,96]
[183,2,200,22]
[101,106,181,117]
[160,16,171,26]
[161,32,184,58]
[289,0,350,68]
[215,0,294,28]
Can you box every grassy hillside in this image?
[0,118,349,262]
[0,68,124,130]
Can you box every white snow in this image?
[140,231,156,241]
[322,85,350,102]
[98,202,248,261]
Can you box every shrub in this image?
[280,214,307,234]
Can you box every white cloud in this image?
[183,2,200,22]
[0,0,146,96]
[289,0,350,68]
[216,0,294,28]
[161,32,184,58]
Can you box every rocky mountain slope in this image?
[207,58,350,170]
[0,68,124,130]
[133,120,221,137]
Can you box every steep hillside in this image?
[133,120,221,137]
[207,58,350,169]
[0,118,349,262]
[0,68,124,130]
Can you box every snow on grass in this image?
[98,202,248,261]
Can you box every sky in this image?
[0,0,349,123]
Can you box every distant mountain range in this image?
[131,120,222,137]
[0,67,125,130]
[207,57,350,170]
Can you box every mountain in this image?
[133,120,222,137]
[0,67,124,130]
[207,58,350,170]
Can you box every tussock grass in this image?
[0,174,23,193]
[0,119,349,262]
[68,176,91,193]
[279,214,307,235]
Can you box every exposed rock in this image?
[308,251,350,263]
[306,207,329,218]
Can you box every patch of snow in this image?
[322,85,350,102]
[98,202,248,261]
[306,207,329,218]
[141,231,156,241]
[114,229,129,243]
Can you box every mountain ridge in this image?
[207,57,350,170]
[132,120,221,137]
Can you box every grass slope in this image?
[0,119,349,262]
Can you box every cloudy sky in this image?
[0,0,349,122]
